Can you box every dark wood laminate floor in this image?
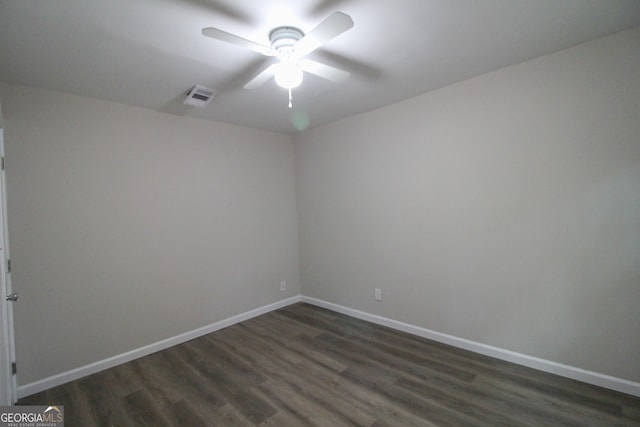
[18,303,640,426]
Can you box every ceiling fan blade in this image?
[244,63,278,89]
[202,27,275,56]
[299,59,350,83]
[294,12,354,56]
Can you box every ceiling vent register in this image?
[183,85,216,108]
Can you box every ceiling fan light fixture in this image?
[274,60,303,89]
[202,11,354,96]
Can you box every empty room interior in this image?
[1,0,639,425]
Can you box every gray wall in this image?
[1,26,639,389]
[295,27,640,382]
[0,84,299,385]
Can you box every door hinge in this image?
[1,157,4,171]
[11,362,16,375]
[7,259,10,273]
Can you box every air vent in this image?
[183,85,216,108]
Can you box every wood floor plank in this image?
[257,379,365,427]
[215,326,377,426]
[161,345,229,408]
[260,310,327,338]
[217,324,428,426]
[394,375,532,427]
[44,382,96,427]
[16,303,640,427]
[417,372,585,426]
[241,319,348,373]
[76,371,136,427]
[302,305,640,421]
[129,357,182,405]
[212,403,257,427]
[341,313,640,412]
[169,399,209,427]
[294,358,440,427]
[121,389,172,427]
[177,342,277,424]
[625,405,640,422]
[473,374,634,427]
[108,362,143,398]
[258,410,315,427]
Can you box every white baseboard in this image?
[301,296,640,398]
[17,296,302,399]
[18,294,640,399]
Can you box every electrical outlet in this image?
[374,288,382,301]
[280,281,287,291]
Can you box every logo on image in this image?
[0,405,64,427]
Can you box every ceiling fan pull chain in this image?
[288,88,293,108]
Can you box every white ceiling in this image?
[1,0,639,134]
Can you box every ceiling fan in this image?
[202,11,354,107]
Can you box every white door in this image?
[0,129,16,405]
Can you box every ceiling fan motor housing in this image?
[202,11,353,92]
[269,27,304,57]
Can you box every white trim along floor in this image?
[17,295,640,399]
